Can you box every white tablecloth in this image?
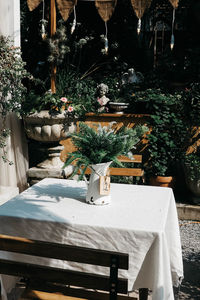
[0,178,183,300]
[0,186,19,206]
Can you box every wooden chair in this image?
[60,120,145,183]
[0,234,137,300]
[83,155,143,178]
[79,155,144,185]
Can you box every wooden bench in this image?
[0,234,137,300]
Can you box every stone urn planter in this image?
[23,110,76,169]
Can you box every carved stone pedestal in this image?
[23,110,76,185]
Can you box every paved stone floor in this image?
[176,221,200,300]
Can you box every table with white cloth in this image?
[0,178,183,300]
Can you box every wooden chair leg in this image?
[139,288,148,300]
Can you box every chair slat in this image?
[21,286,137,300]
[117,155,142,163]
[79,167,143,177]
[20,289,86,300]
[77,155,143,178]
[0,259,128,294]
[110,168,144,177]
[0,234,128,270]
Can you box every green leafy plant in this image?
[47,21,70,66]
[184,153,200,181]
[56,69,97,119]
[22,69,97,119]
[63,122,148,179]
[146,90,190,177]
[128,88,171,114]
[0,36,30,163]
[182,83,200,125]
[22,91,71,114]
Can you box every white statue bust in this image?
[96,83,110,111]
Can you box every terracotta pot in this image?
[149,176,174,188]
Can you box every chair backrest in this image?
[60,120,144,180]
[0,234,129,300]
[82,155,143,178]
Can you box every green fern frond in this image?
[62,122,148,179]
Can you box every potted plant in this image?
[63,122,148,205]
[22,67,98,168]
[181,83,200,202]
[145,89,189,187]
[0,36,30,164]
[183,152,200,204]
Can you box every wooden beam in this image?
[51,0,56,93]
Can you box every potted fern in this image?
[63,122,147,205]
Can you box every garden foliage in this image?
[63,122,148,179]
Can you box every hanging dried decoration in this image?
[40,0,47,40]
[168,0,179,9]
[137,18,141,34]
[27,0,42,11]
[57,0,77,21]
[131,0,151,19]
[95,0,117,22]
[131,0,151,35]
[153,23,157,68]
[95,0,117,54]
[170,7,176,50]
[27,0,77,21]
[104,22,109,54]
[169,0,179,51]
[71,7,76,34]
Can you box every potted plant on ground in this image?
[183,152,200,204]
[63,122,148,205]
[181,83,200,202]
[145,89,189,187]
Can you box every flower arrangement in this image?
[62,122,148,179]
[22,92,74,115]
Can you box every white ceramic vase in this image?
[86,161,112,205]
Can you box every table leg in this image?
[139,288,148,300]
